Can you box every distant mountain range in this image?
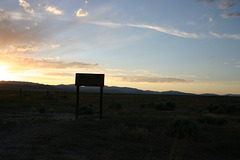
[0,81,240,97]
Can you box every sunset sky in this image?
[0,0,240,94]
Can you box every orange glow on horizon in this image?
[0,65,14,81]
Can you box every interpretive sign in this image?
[75,73,104,87]
[75,73,105,119]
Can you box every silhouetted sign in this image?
[75,73,104,87]
[75,73,105,119]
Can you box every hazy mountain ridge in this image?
[1,81,239,97]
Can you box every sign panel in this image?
[75,73,104,87]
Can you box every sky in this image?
[0,0,240,95]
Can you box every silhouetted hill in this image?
[0,81,239,96]
[0,81,57,91]
[225,94,240,97]
[200,93,220,96]
[160,90,195,95]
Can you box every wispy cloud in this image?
[27,59,98,69]
[127,24,204,38]
[76,9,88,17]
[121,76,193,83]
[197,0,240,9]
[91,21,122,27]
[219,0,239,9]
[0,9,39,47]
[44,72,73,77]
[45,6,63,15]
[221,12,240,18]
[210,31,240,39]
[196,0,215,5]
[11,43,38,53]
[0,55,99,72]
[91,21,205,38]
[19,0,34,14]
[91,21,240,40]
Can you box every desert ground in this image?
[0,90,240,160]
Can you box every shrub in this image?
[31,107,37,113]
[155,101,176,111]
[129,127,149,140]
[166,117,200,138]
[118,124,150,141]
[79,105,94,115]
[216,118,228,125]
[147,102,155,108]
[140,104,146,108]
[49,108,54,114]
[165,101,176,110]
[197,115,215,124]
[197,115,228,126]
[155,103,165,110]
[207,104,240,114]
[109,103,122,110]
[39,104,47,113]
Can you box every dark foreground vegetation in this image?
[0,89,240,160]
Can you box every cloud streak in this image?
[11,43,38,53]
[121,76,193,83]
[127,24,204,38]
[22,59,98,69]
[91,21,240,40]
[221,12,240,18]
[91,21,205,38]
[210,31,240,39]
[44,72,73,77]
[218,0,239,9]
[197,0,240,9]
[0,55,99,72]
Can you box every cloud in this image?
[92,21,240,40]
[11,43,38,53]
[187,21,197,25]
[45,6,63,15]
[29,59,98,69]
[0,55,99,72]
[76,9,88,17]
[0,9,43,48]
[209,17,213,22]
[210,31,240,39]
[218,0,239,9]
[51,44,60,48]
[44,73,73,77]
[127,24,203,38]
[197,0,240,9]
[197,0,215,5]
[19,0,34,14]
[221,12,240,18]
[121,76,193,83]
[92,21,205,38]
[91,21,122,27]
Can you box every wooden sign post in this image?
[75,73,105,119]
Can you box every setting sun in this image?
[0,65,13,81]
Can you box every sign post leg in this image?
[100,86,103,119]
[76,86,80,119]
